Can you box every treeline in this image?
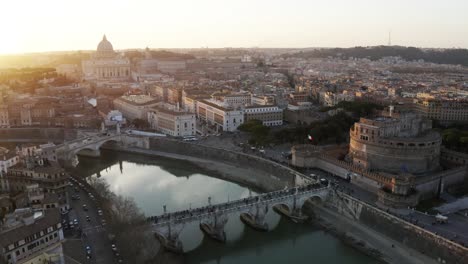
[320,101,384,116]
[241,101,383,146]
[0,67,56,79]
[274,112,356,145]
[241,112,356,146]
[285,46,468,67]
[88,177,158,263]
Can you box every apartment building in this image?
[148,104,196,137]
[197,100,244,132]
[113,95,160,121]
[413,98,468,124]
[244,105,283,126]
[0,208,64,264]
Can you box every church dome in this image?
[95,35,115,58]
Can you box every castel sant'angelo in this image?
[348,106,441,175]
[292,106,467,208]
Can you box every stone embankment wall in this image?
[148,138,308,191]
[326,191,468,264]
[416,166,467,200]
[292,144,468,200]
[0,128,77,143]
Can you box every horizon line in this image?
[1,45,467,57]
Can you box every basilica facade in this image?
[82,35,131,80]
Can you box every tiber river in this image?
[75,150,379,264]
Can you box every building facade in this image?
[0,208,64,264]
[413,98,468,124]
[113,95,160,121]
[244,105,283,126]
[197,100,244,132]
[81,35,131,80]
[348,111,441,174]
[147,104,196,137]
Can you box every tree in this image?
[238,119,271,146]
[132,118,149,129]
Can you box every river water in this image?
[75,150,379,264]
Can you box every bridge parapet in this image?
[148,184,331,252]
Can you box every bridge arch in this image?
[95,138,120,149]
[304,195,324,206]
[74,147,98,156]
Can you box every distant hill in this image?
[284,46,468,67]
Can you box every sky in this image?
[1,0,468,54]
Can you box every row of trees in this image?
[274,112,356,145]
[441,128,468,153]
[239,100,385,147]
[320,101,384,117]
[87,177,158,263]
[240,112,357,147]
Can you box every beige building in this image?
[113,95,160,121]
[0,208,64,264]
[244,105,283,126]
[0,104,9,127]
[82,35,131,80]
[148,104,196,137]
[0,148,19,177]
[251,94,275,106]
[319,91,355,107]
[197,100,244,132]
[413,98,468,124]
[211,92,251,108]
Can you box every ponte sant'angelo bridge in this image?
[55,131,149,166]
[147,183,331,253]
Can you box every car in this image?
[82,204,88,211]
[86,216,91,222]
[85,245,92,258]
[73,219,79,225]
[320,178,329,185]
[101,219,106,226]
[97,209,103,216]
[111,244,117,251]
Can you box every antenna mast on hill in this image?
[388,30,392,46]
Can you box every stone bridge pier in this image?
[153,221,184,253]
[240,200,269,231]
[149,185,331,253]
[200,210,229,242]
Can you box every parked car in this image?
[85,245,92,259]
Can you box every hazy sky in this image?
[2,0,467,54]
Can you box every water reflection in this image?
[74,150,378,263]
